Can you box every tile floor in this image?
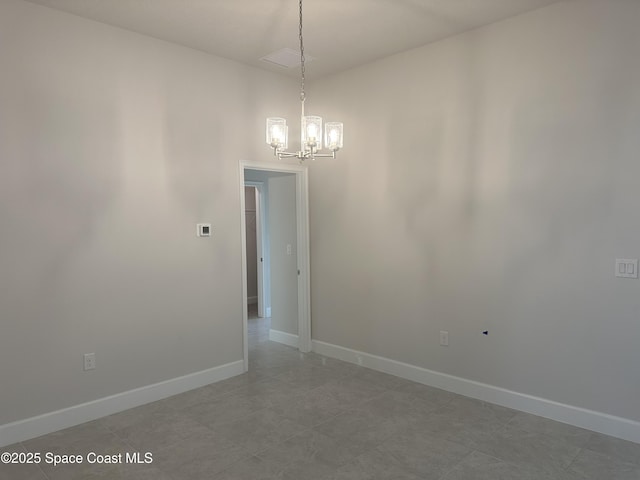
[2,306,640,479]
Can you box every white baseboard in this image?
[312,340,640,444]
[0,360,244,448]
[248,296,258,305]
[269,329,299,348]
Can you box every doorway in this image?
[239,161,311,372]
[244,183,267,319]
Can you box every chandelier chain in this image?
[299,0,306,104]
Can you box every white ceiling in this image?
[23,0,564,79]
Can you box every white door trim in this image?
[239,161,311,372]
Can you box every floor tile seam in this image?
[21,447,53,480]
[470,449,564,479]
[338,384,388,410]
[189,405,274,431]
[153,444,253,475]
[175,387,242,407]
[312,421,405,454]
[433,448,478,480]
[434,409,516,433]
[409,431,482,461]
[270,380,324,397]
[223,382,288,401]
[108,419,220,457]
[250,426,315,460]
[306,409,354,434]
[402,391,457,414]
[503,418,596,451]
[198,389,276,412]
[327,395,378,415]
[109,428,157,457]
[22,429,124,458]
[209,409,311,446]
[471,436,578,478]
[423,402,459,420]
[97,408,178,435]
[263,446,343,474]
[352,448,421,480]
[499,422,590,459]
[330,402,387,423]
[142,427,254,470]
[562,447,592,479]
[506,411,570,428]
[346,372,407,390]
[39,465,53,480]
[305,408,353,430]
[492,421,510,437]
[98,419,121,437]
[370,443,436,478]
[274,364,345,379]
[376,424,476,461]
[579,446,640,469]
[216,454,266,477]
[445,402,518,426]
[499,410,519,425]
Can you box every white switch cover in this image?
[440,331,449,346]
[286,244,292,255]
[615,259,638,279]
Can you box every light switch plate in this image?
[615,259,638,279]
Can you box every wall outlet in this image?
[440,331,449,346]
[83,353,96,371]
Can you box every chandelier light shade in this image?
[266,117,288,150]
[266,0,343,161]
[301,115,322,151]
[325,122,344,151]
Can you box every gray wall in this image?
[268,174,299,336]
[309,0,640,422]
[0,0,297,425]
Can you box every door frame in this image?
[239,160,311,372]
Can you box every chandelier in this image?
[266,0,343,161]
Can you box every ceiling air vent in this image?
[260,48,313,68]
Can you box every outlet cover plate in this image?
[84,353,96,371]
